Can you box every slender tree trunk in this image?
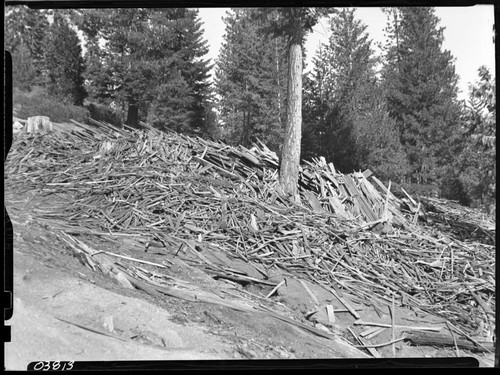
[275,38,281,117]
[395,10,401,73]
[279,41,302,201]
[240,110,251,147]
[126,102,139,128]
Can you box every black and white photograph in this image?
[3,1,496,369]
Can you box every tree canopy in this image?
[453,66,496,209]
[4,6,50,90]
[303,9,409,181]
[44,13,86,105]
[80,8,212,132]
[215,8,288,151]
[382,7,462,187]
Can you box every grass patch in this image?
[13,87,90,123]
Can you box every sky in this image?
[197,6,496,101]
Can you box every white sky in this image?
[198,6,496,101]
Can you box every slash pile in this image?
[5,119,495,341]
[418,196,495,246]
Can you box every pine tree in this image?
[215,8,287,151]
[44,13,86,105]
[453,66,496,209]
[382,7,462,187]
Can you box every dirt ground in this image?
[4,188,495,369]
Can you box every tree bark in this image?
[279,41,302,201]
[126,103,139,128]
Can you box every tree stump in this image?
[26,116,52,133]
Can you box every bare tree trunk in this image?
[279,41,302,201]
[275,38,281,117]
[126,102,139,128]
[240,110,251,148]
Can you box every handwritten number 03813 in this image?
[32,361,74,370]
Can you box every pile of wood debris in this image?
[418,196,495,246]
[5,118,495,354]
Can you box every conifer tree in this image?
[264,7,334,200]
[303,9,409,181]
[215,8,287,151]
[44,13,86,105]
[381,7,462,187]
[80,8,211,131]
[4,6,50,89]
[147,9,213,134]
[454,66,496,209]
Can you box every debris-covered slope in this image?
[5,119,495,356]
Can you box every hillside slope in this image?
[4,119,495,367]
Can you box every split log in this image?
[405,331,494,353]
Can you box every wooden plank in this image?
[299,279,320,306]
[347,326,380,358]
[353,320,442,332]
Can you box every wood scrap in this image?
[266,280,286,298]
[364,327,387,340]
[298,279,320,306]
[5,116,495,346]
[55,317,127,342]
[353,320,442,332]
[353,336,406,349]
[329,288,361,320]
[325,304,335,324]
[404,331,494,353]
[347,326,380,358]
[391,293,396,356]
